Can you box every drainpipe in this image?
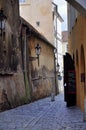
[23,27,27,73]
[56,8,59,95]
[23,26,31,101]
[51,53,56,102]
[54,50,59,95]
[54,53,57,95]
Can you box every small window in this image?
[36,21,40,27]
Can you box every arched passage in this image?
[76,50,80,107]
[80,45,85,111]
[73,53,75,62]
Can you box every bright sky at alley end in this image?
[54,0,67,31]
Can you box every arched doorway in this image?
[76,50,80,107]
[80,45,85,111]
[73,53,75,62]
[63,53,76,106]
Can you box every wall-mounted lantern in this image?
[54,48,57,61]
[54,48,57,54]
[57,63,60,72]
[35,43,41,66]
[29,43,41,66]
[0,9,7,36]
[35,43,41,57]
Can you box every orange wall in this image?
[68,15,86,111]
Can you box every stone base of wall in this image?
[31,66,55,101]
[0,70,26,111]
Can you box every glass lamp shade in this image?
[35,44,41,56]
[0,9,7,35]
[57,63,60,71]
[0,19,6,29]
[54,48,57,54]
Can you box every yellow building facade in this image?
[68,4,86,111]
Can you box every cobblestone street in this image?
[0,93,86,130]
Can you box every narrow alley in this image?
[0,93,86,130]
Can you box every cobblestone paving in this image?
[0,93,86,130]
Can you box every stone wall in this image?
[0,0,26,111]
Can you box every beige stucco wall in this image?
[29,38,54,70]
[28,36,55,100]
[68,15,86,111]
[19,0,54,44]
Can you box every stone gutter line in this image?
[23,97,56,129]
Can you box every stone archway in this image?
[73,53,75,61]
[80,45,85,111]
[76,50,80,107]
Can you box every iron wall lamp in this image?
[54,48,57,54]
[54,48,57,61]
[57,63,60,72]
[0,9,7,36]
[35,43,41,58]
[35,43,41,66]
[29,44,41,66]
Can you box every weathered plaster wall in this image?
[0,0,26,111]
[28,36,55,100]
[20,0,54,44]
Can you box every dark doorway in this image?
[63,53,76,107]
